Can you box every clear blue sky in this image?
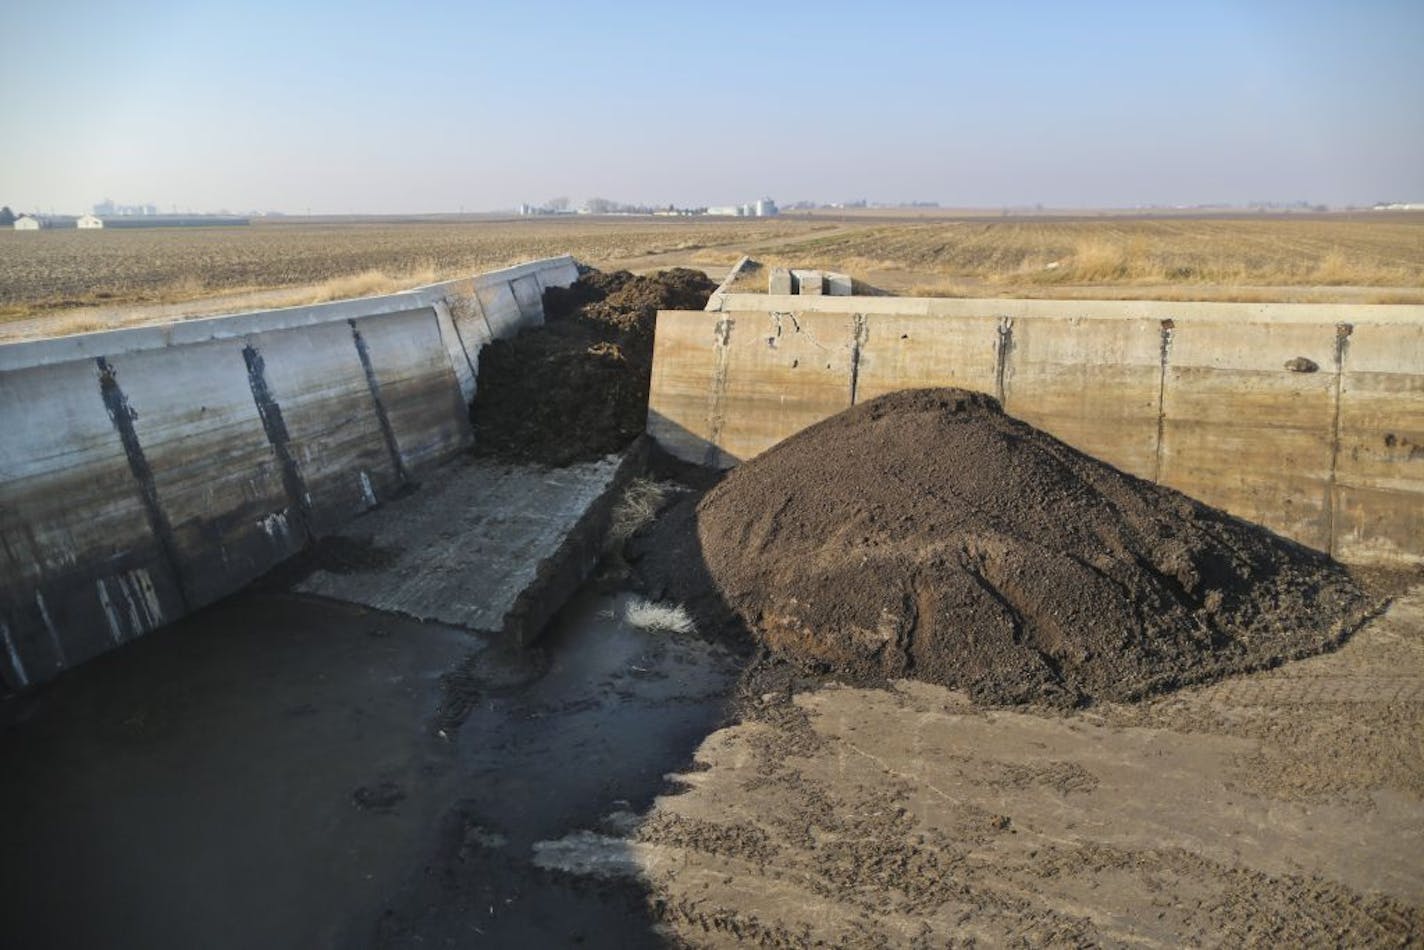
[2,0,1420,213]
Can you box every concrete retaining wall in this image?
[0,256,579,689]
[648,294,1424,567]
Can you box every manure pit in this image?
[2,273,1421,947]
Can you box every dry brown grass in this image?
[724,260,766,294]
[607,478,677,550]
[688,248,750,267]
[1010,236,1419,288]
[622,597,696,634]
[1365,289,1424,304]
[38,315,117,337]
[751,213,1424,299]
[302,263,438,303]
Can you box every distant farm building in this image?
[77,214,103,229]
[93,199,159,217]
[706,198,778,218]
[13,215,40,230]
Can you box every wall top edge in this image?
[409,254,578,303]
[704,294,1424,325]
[0,255,579,373]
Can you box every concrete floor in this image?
[0,450,733,949]
[297,453,630,635]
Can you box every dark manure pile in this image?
[471,267,717,466]
[634,388,1374,706]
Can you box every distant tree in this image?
[545,196,571,212]
[0,206,14,226]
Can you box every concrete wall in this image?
[704,256,752,312]
[648,294,1424,567]
[0,256,579,689]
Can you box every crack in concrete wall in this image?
[849,314,869,406]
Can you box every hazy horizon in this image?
[2,0,1421,216]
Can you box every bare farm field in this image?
[1,211,1422,341]
[0,216,824,340]
[733,210,1424,303]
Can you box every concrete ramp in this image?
[298,447,642,645]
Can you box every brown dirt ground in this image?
[634,389,1374,707]
[469,268,716,466]
[562,400,1422,944]
[533,581,1424,947]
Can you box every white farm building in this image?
[705,197,779,218]
[13,215,40,230]
[77,214,103,229]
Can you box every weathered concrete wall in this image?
[0,256,578,689]
[703,256,753,313]
[648,295,1424,566]
[421,255,581,403]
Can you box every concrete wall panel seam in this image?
[1,621,28,689]
[242,343,315,543]
[994,316,1015,407]
[95,355,192,610]
[1327,323,1354,558]
[348,321,411,487]
[1152,319,1175,483]
[703,315,735,468]
[34,591,66,666]
[431,298,479,405]
[849,314,869,405]
[466,286,496,342]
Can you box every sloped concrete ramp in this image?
[298,448,641,643]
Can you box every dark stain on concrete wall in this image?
[243,343,314,544]
[349,320,410,487]
[97,356,191,610]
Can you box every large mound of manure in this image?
[471,267,716,466]
[635,388,1372,705]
